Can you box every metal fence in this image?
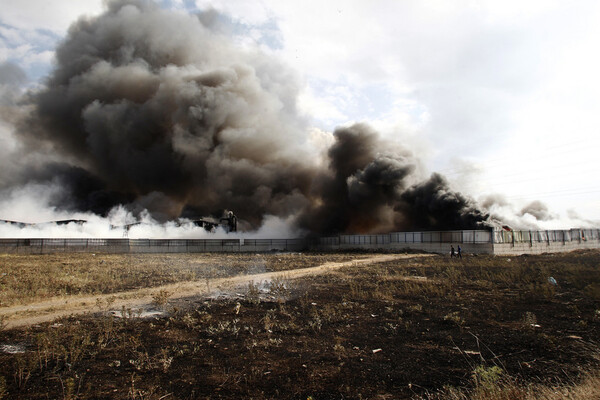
[0,228,597,254]
[319,230,493,246]
[243,238,307,251]
[0,238,311,254]
[328,229,600,246]
[493,228,600,244]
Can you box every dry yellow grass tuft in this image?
[433,373,600,400]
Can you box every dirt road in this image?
[0,253,430,329]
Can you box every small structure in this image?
[192,210,237,233]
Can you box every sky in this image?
[1,0,599,232]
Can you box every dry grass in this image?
[430,371,600,400]
[0,253,365,307]
[0,250,599,399]
[346,250,600,303]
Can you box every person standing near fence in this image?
[450,245,455,258]
[457,245,462,259]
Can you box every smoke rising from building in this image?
[17,0,314,227]
[520,201,554,222]
[0,0,515,236]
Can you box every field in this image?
[0,250,599,399]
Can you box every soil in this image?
[0,250,599,399]
[0,253,414,329]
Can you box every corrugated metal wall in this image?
[325,230,493,246]
[493,229,600,244]
[0,229,597,253]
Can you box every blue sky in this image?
[1,0,600,227]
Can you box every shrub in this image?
[246,281,261,304]
[151,289,171,309]
[472,365,505,390]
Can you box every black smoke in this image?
[19,0,313,224]
[22,163,134,216]
[397,173,489,230]
[298,124,488,233]
[9,0,489,234]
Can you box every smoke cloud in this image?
[520,200,554,221]
[17,0,314,226]
[1,0,495,237]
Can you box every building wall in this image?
[313,229,600,255]
[390,242,495,255]
[0,229,598,255]
[310,242,494,254]
[493,239,600,255]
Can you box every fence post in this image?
[529,231,533,247]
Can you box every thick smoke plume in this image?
[2,0,491,236]
[298,124,487,234]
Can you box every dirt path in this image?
[1,253,430,329]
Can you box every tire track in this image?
[1,253,430,329]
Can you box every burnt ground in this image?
[0,250,599,399]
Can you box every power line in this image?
[441,136,594,163]
[436,139,599,177]
[452,169,599,190]
[503,188,600,200]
